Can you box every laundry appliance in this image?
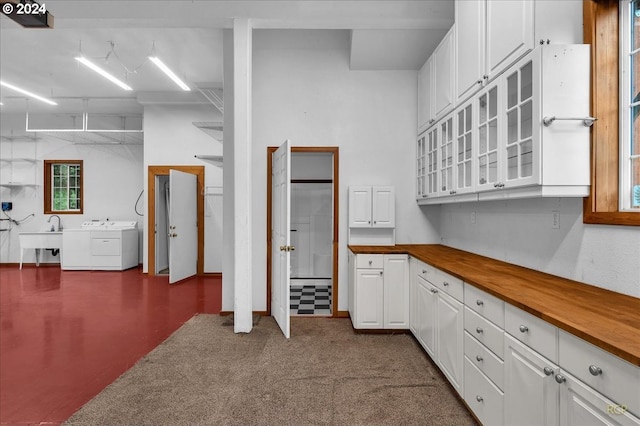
[61,221,139,271]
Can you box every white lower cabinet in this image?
[464,356,504,426]
[560,370,640,426]
[348,252,408,329]
[412,259,464,396]
[504,334,560,426]
[502,305,640,426]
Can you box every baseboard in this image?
[1,263,60,268]
[335,310,350,318]
[219,310,268,317]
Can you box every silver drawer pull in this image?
[430,288,438,294]
[369,260,372,266]
[519,325,529,333]
[476,355,483,362]
[589,365,603,376]
[443,281,449,287]
[476,395,483,403]
[555,374,566,384]
[422,269,427,274]
[543,367,554,376]
[476,300,484,306]
[475,327,483,334]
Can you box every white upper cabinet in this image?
[485,0,534,82]
[418,26,455,133]
[455,0,486,104]
[348,186,395,228]
[479,44,591,199]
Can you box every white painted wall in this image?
[252,29,440,312]
[0,113,143,264]
[142,104,223,273]
[440,198,640,298]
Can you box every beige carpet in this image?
[64,314,477,425]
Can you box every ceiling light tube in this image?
[75,56,133,91]
[0,81,57,105]
[149,56,190,91]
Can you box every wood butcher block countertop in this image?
[348,244,640,366]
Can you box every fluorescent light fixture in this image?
[149,56,190,91]
[75,56,133,91]
[0,81,57,106]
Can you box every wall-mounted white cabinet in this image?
[348,186,395,245]
[418,26,455,134]
[417,44,591,205]
[455,0,534,104]
[348,252,409,330]
[454,0,582,105]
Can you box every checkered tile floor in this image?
[290,284,332,316]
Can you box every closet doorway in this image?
[267,147,339,318]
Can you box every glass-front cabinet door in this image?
[416,133,426,200]
[503,58,539,188]
[439,115,455,196]
[455,102,474,194]
[476,83,500,192]
[426,125,439,197]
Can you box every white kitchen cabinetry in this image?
[412,259,464,396]
[455,0,534,104]
[349,186,395,245]
[463,284,505,426]
[503,305,640,426]
[418,26,455,133]
[348,252,408,330]
[62,228,138,271]
[348,186,394,228]
[479,45,590,198]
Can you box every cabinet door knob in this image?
[519,325,529,333]
[476,395,484,402]
[476,327,483,334]
[379,271,383,275]
[555,374,566,384]
[443,281,449,287]
[476,300,484,306]
[369,260,372,266]
[430,288,438,294]
[422,269,427,274]
[589,365,603,376]
[476,355,483,362]
[543,367,554,376]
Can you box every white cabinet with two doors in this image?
[410,257,464,396]
[348,252,409,330]
[417,44,591,204]
[348,186,395,246]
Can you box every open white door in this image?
[169,169,198,284]
[271,139,292,338]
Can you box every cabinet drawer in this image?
[415,260,436,283]
[465,284,504,328]
[464,307,504,359]
[505,304,558,363]
[435,269,463,302]
[559,330,640,416]
[464,357,504,426]
[356,254,383,269]
[465,331,505,390]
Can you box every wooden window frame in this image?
[44,160,84,215]
[583,0,639,225]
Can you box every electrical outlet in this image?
[1,202,12,211]
[471,211,476,224]
[552,210,560,229]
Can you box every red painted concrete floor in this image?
[0,266,221,425]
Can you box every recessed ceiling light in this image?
[75,56,133,91]
[149,56,190,91]
[0,81,57,105]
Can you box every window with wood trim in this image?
[583,0,640,225]
[44,160,83,214]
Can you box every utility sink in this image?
[19,231,63,269]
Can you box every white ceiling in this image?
[0,1,454,114]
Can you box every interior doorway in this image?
[267,147,339,318]
[147,165,205,278]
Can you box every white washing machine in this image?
[62,221,139,271]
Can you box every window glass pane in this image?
[521,62,533,101]
[632,157,640,208]
[48,162,82,212]
[507,73,518,108]
[633,0,640,51]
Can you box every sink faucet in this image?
[47,215,62,231]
